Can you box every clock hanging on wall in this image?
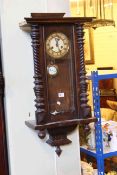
[20,13,95,156]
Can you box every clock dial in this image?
[46,32,69,59]
[47,65,58,77]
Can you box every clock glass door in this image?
[45,25,76,121]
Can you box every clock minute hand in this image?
[55,38,61,52]
[55,38,59,47]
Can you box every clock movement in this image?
[20,13,96,156]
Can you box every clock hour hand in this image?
[55,38,60,47]
[55,38,62,52]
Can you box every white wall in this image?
[46,0,71,16]
[0,0,81,175]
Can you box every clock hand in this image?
[55,38,63,53]
[55,38,60,47]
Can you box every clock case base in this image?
[25,118,96,156]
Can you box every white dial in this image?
[46,32,69,59]
[47,65,58,76]
[49,37,64,53]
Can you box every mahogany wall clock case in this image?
[20,13,96,156]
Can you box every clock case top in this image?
[24,13,93,25]
[22,13,96,155]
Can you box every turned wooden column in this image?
[31,25,47,138]
[75,24,91,118]
[31,25,47,124]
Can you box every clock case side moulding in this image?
[21,13,96,156]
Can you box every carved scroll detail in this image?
[31,25,46,124]
[75,24,91,118]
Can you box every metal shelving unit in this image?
[80,71,117,175]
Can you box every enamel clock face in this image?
[46,32,69,58]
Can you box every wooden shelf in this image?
[25,117,97,130]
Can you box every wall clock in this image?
[20,13,96,156]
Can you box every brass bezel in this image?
[46,32,69,59]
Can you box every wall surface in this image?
[0,0,81,175]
